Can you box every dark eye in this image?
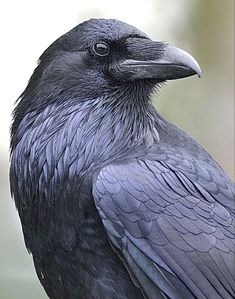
[93,42,110,56]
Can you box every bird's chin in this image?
[144,78,165,85]
[108,77,161,100]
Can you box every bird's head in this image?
[22,18,201,104]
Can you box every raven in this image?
[10,19,235,299]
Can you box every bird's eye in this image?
[93,42,110,56]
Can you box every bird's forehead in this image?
[77,19,149,46]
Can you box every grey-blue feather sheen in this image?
[10,93,159,204]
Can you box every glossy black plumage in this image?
[10,19,235,299]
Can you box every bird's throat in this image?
[11,92,159,205]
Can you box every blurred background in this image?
[0,0,234,298]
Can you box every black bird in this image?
[10,19,235,299]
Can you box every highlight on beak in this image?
[111,42,201,82]
[155,45,202,79]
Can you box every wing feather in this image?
[93,158,235,299]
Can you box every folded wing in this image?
[93,158,235,299]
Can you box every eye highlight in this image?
[93,42,110,56]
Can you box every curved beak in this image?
[111,39,201,82]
